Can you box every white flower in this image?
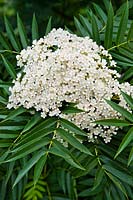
[7,28,133,143]
[110,60,116,66]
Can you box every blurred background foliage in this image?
[0,0,133,33]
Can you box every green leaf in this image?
[26,117,57,135]
[116,2,127,16]
[18,180,24,200]
[57,169,67,194]
[94,119,131,126]
[1,54,17,79]
[124,184,133,199]
[119,47,133,60]
[21,113,41,133]
[0,81,13,89]
[18,118,57,145]
[13,118,56,149]
[0,133,18,139]
[0,125,24,131]
[79,14,92,36]
[105,99,133,122]
[86,8,92,21]
[75,158,98,178]
[45,17,52,35]
[13,149,45,187]
[2,107,26,122]
[116,60,133,67]
[0,140,11,148]
[60,118,87,136]
[103,0,110,12]
[103,164,133,186]
[0,32,11,50]
[53,139,85,170]
[34,154,47,185]
[17,13,28,48]
[121,67,133,82]
[91,13,100,44]
[4,16,20,51]
[0,95,7,104]
[66,172,76,200]
[115,126,133,158]
[49,145,85,170]
[74,17,88,37]
[0,151,10,163]
[121,91,133,110]
[11,127,54,152]
[24,183,45,199]
[93,3,107,24]
[5,138,49,162]
[116,2,129,44]
[5,161,15,185]
[56,128,93,156]
[127,22,133,41]
[111,52,133,63]
[104,1,114,49]
[105,171,128,198]
[32,13,39,41]
[92,167,104,189]
[78,177,104,197]
[128,147,133,166]
[0,178,7,200]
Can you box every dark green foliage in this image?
[74,1,133,83]
[0,1,133,199]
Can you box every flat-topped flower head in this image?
[8,28,133,143]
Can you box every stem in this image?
[44,120,60,200]
[10,131,25,148]
[107,40,131,51]
[0,50,19,54]
[99,25,106,33]
[47,120,60,151]
[95,147,102,166]
[46,183,52,200]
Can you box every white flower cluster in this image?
[7,28,133,143]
